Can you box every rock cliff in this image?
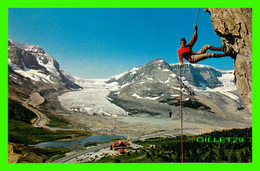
[205,8,252,113]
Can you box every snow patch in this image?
[146,76,153,81]
[111,71,129,80]
[8,59,20,70]
[35,52,60,78]
[14,69,54,83]
[132,93,159,100]
[162,69,171,72]
[129,67,140,75]
[154,59,165,64]
[106,81,120,91]
[205,71,239,101]
[180,70,239,101]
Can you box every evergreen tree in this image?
[176,151,181,162]
[157,152,161,158]
[185,150,191,162]
[208,148,215,162]
[191,146,197,162]
[146,152,151,158]
[230,151,238,162]
[162,155,168,162]
[204,155,210,162]
[244,148,250,161]
[218,144,225,162]
[114,159,121,163]
[240,151,247,163]
[151,150,156,156]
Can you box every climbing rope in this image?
[192,8,200,36]
[180,8,200,163]
[179,65,183,163]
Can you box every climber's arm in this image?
[188,25,198,47]
[194,24,198,35]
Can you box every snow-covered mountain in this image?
[104,59,251,122]
[8,39,82,111]
[7,39,251,123]
[106,59,237,102]
[8,39,81,90]
[59,58,250,123]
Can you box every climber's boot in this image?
[218,45,227,52]
[225,46,236,59]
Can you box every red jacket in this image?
[177,34,198,63]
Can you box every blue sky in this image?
[8,8,234,79]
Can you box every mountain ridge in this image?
[103,58,250,122]
[8,39,81,90]
[8,39,82,112]
[8,39,251,124]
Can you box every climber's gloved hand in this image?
[179,62,183,67]
[194,24,198,35]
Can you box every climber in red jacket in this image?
[177,25,234,67]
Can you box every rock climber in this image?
[177,25,235,67]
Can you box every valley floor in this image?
[61,113,252,139]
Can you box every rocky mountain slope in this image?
[205,8,252,113]
[8,39,82,111]
[104,59,251,123]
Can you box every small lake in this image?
[34,135,124,148]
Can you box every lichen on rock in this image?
[205,8,252,113]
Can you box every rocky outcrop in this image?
[26,92,45,107]
[8,43,46,71]
[205,8,252,113]
[8,143,21,163]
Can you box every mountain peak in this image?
[9,39,45,53]
[143,58,172,73]
[8,39,26,49]
[152,58,165,63]
[148,58,167,65]
[8,39,81,90]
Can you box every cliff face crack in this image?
[205,8,252,113]
[215,30,242,46]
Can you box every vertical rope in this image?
[179,8,200,163]
[192,8,200,36]
[179,65,183,163]
[195,8,200,25]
